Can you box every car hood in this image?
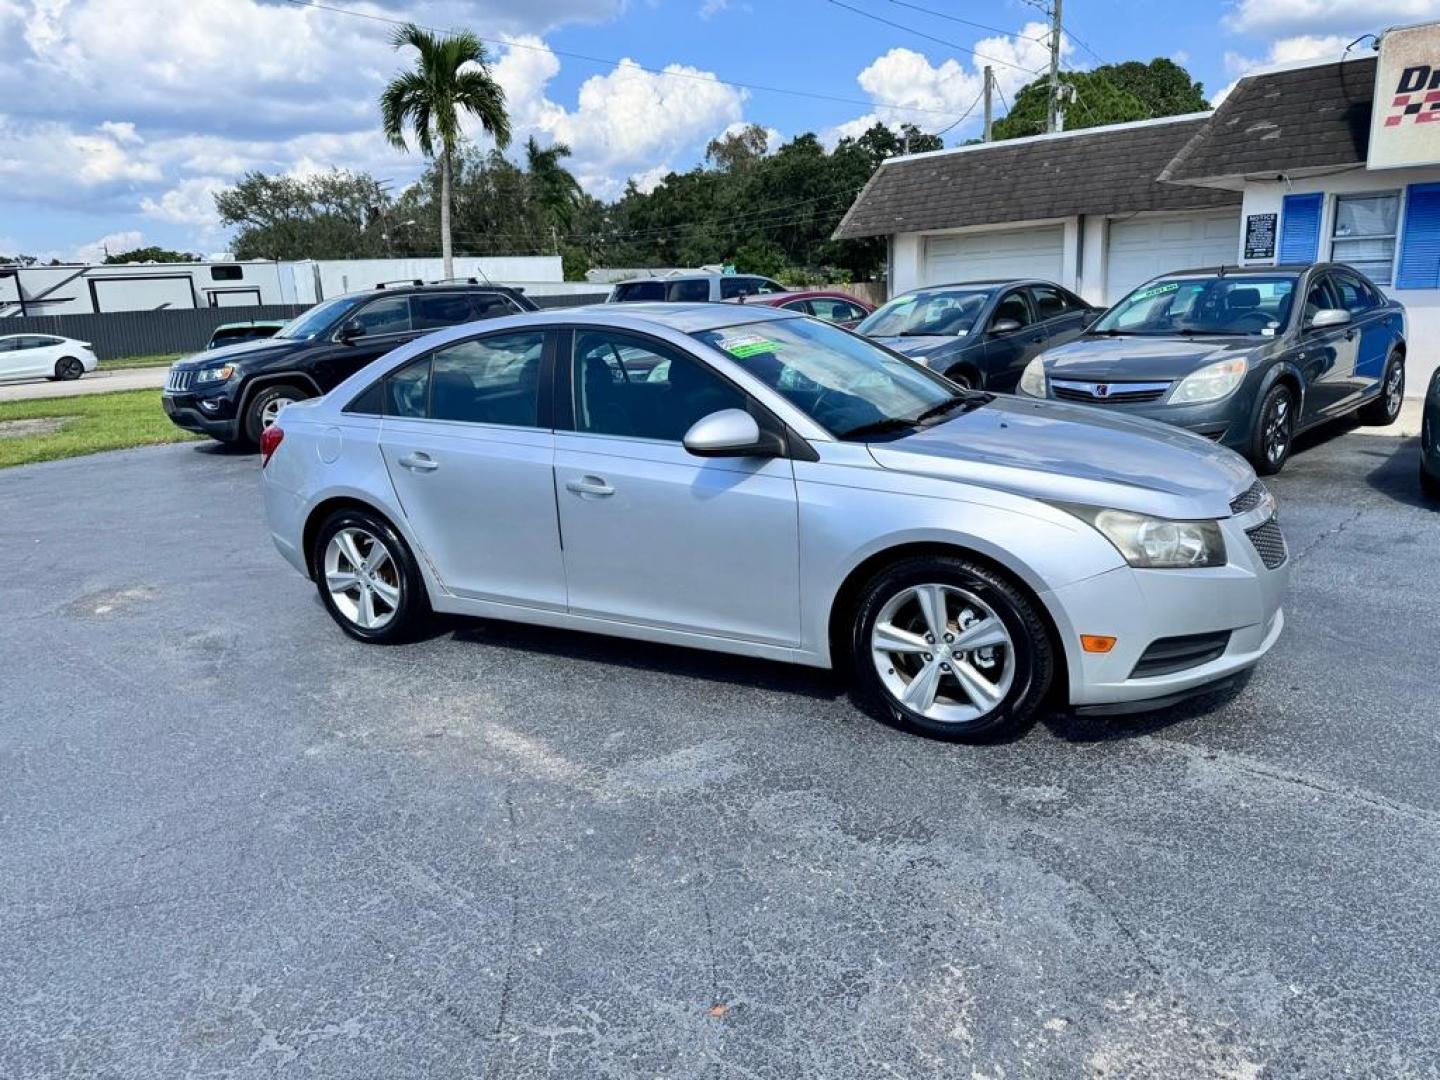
[871,335,971,364]
[1039,334,1262,381]
[867,395,1253,520]
[172,336,307,369]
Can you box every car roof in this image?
[1158,264,1310,278]
[615,272,771,285]
[328,282,524,301]
[554,301,804,333]
[900,279,1048,292]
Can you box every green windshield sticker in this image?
[717,334,779,358]
[1130,281,1181,303]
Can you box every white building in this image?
[835,29,1440,396]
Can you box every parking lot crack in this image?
[1290,507,1366,562]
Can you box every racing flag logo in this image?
[1386,64,1440,126]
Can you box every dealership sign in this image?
[1370,23,1440,169]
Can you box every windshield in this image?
[275,296,360,341]
[856,288,993,338]
[692,317,977,441]
[1093,275,1298,337]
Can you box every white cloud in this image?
[70,230,146,263]
[140,176,227,226]
[699,0,729,17]
[1215,33,1353,103]
[629,163,672,193]
[828,24,1063,147]
[1223,0,1440,36]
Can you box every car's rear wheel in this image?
[312,508,429,643]
[53,356,85,381]
[243,383,308,446]
[1358,353,1404,426]
[851,555,1052,742]
[1250,383,1295,475]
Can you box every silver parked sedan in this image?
[260,303,1288,741]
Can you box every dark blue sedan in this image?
[855,279,1100,392]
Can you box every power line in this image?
[823,0,1046,76]
[282,0,960,118]
[929,87,987,138]
[885,0,1049,44]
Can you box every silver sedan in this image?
[260,303,1288,741]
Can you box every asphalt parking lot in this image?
[2,419,1438,1078]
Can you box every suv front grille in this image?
[1131,631,1232,678]
[1229,480,1268,515]
[1051,380,1170,404]
[165,369,194,392]
[1245,517,1288,570]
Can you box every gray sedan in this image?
[261,303,1287,742]
[1017,263,1407,473]
[855,280,1098,391]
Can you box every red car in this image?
[727,289,874,329]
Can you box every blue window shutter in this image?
[1397,183,1440,290]
[1278,193,1323,263]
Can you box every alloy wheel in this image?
[59,358,83,380]
[323,527,401,630]
[1385,363,1405,419]
[261,395,297,429]
[1264,391,1292,466]
[871,583,1015,724]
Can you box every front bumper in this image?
[161,393,240,440]
[1045,512,1289,708]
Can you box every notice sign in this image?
[1244,213,1277,260]
[1370,22,1440,170]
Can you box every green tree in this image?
[705,123,770,172]
[381,22,511,280]
[214,169,391,260]
[525,137,583,246]
[102,246,197,264]
[992,58,1208,140]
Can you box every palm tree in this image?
[380,22,511,279]
[524,136,583,249]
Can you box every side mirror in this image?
[989,318,1022,335]
[1307,308,1351,331]
[682,408,785,458]
[338,318,366,342]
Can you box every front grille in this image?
[165,369,194,392]
[1131,631,1232,678]
[1051,380,1170,404]
[1245,517,1288,570]
[1229,480,1268,515]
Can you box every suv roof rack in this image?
[431,276,480,285]
[375,278,424,289]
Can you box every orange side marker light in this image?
[1081,635,1118,654]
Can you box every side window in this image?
[719,277,750,299]
[472,294,518,319]
[782,299,814,315]
[351,296,412,336]
[429,331,545,427]
[1029,286,1069,321]
[1302,277,1337,326]
[755,278,786,294]
[0,338,17,352]
[210,265,243,281]
[572,330,745,442]
[810,298,860,323]
[992,290,1032,328]
[666,279,710,302]
[614,281,664,302]
[1332,273,1378,314]
[411,292,475,330]
[384,358,431,418]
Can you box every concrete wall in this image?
[1239,167,1440,396]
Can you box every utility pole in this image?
[1046,0,1064,134]
[982,66,994,142]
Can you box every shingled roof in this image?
[1161,57,1375,186]
[832,114,1239,240]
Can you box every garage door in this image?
[922,227,1065,287]
[1105,211,1240,302]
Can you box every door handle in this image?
[565,475,614,497]
[398,452,439,472]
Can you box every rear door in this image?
[377,328,567,609]
[1329,270,1397,395]
[553,327,801,646]
[981,288,1042,391]
[1027,284,1093,350]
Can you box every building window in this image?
[210,264,243,281]
[1330,192,1399,285]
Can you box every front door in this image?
[1293,274,1357,420]
[377,328,567,610]
[553,328,801,646]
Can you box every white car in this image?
[0,334,98,382]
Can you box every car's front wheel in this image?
[1250,383,1296,475]
[851,555,1053,741]
[243,383,308,446]
[312,508,429,643]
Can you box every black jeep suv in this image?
[162,282,536,445]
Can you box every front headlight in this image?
[1055,503,1226,568]
[1170,358,1247,405]
[194,364,236,385]
[1019,357,1047,397]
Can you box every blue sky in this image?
[0,0,1431,261]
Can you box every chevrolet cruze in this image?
[261,304,1288,741]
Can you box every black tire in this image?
[1357,353,1405,426]
[242,383,309,446]
[311,508,430,644]
[945,368,976,392]
[850,555,1053,742]
[1250,383,1296,475]
[54,356,85,381]
[1422,462,1440,500]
